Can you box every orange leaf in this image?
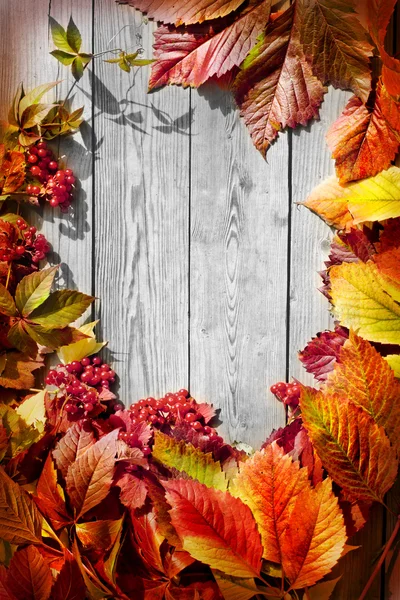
[326,82,400,183]
[234,3,325,155]
[116,0,245,25]
[50,549,86,600]
[281,479,346,590]
[7,546,53,600]
[374,246,400,301]
[75,518,123,552]
[300,386,398,502]
[0,351,43,390]
[164,478,262,578]
[326,330,400,451]
[52,421,95,479]
[0,150,26,195]
[34,454,71,531]
[231,443,309,563]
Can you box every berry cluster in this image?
[25,141,76,212]
[0,222,50,264]
[45,356,117,420]
[124,390,217,442]
[270,381,301,408]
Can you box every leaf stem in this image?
[358,514,400,600]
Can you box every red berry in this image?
[92,357,102,365]
[80,372,92,383]
[48,161,58,170]
[81,357,91,366]
[37,141,47,149]
[15,246,25,256]
[37,148,47,157]
[28,154,38,164]
[84,402,93,412]
[65,403,78,414]
[179,389,189,397]
[65,168,73,176]
[191,421,202,430]
[142,446,151,456]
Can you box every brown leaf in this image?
[52,422,95,479]
[0,352,43,390]
[0,467,42,545]
[7,546,53,600]
[50,549,86,600]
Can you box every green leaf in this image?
[18,82,59,122]
[28,290,94,328]
[72,57,84,81]
[0,214,28,227]
[49,17,75,53]
[7,322,37,357]
[66,16,82,53]
[0,283,17,317]
[50,50,76,66]
[8,83,24,127]
[15,266,58,317]
[152,430,227,491]
[20,103,58,129]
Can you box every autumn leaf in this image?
[116,471,148,510]
[14,267,58,317]
[231,443,309,563]
[71,537,113,599]
[212,571,270,600]
[0,150,26,195]
[0,351,43,390]
[386,354,400,377]
[50,549,86,600]
[0,405,42,458]
[130,510,166,576]
[164,478,263,577]
[0,467,43,545]
[152,430,227,490]
[116,0,246,26]
[7,546,53,600]
[300,0,373,102]
[307,576,341,599]
[0,283,17,317]
[34,454,71,531]
[326,83,400,183]
[149,0,271,90]
[299,327,348,382]
[66,429,119,519]
[325,330,400,451]
[374,246,400,302]
[57,320,106,364]
[304,167,400,228]
[53,421,95,478]
[28,290,94,328]
[366,0,400,97]
[330,260,400,345]
[76,518,123,552]
[234,2,326,155]
[0,565,15,600]
[300,386,398,502]
[16,390,46,431]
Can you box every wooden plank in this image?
[93,0,190,401]
[189,86,288,447]
[290,87,384,599]
[0,0,93,298]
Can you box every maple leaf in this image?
[234,2,326,155]
[0,351,43,389]
[76,518,123,552]
[330,260,400,344]
[300,386,398,502]
[231,443,309,563]
[149,0,271,90]
[324,331,400,451]
[304,166,400,229]
[326,83,400,183]
[164,478,263,577]
[116,471,148,510]
[52,421,95,478]
[299,327,348,382]
[50,549,86,600]
[66,429,119,519]
[152,430,227,491]
[300,0,373,102]
[116,0,245,26]
[6,546,53,600]
[0,467,43,545]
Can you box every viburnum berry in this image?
[270,381,301,408]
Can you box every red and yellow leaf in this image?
[164,478,262,577]
[50,549,86,600]
[0,352,43,390]
[234,3,326,155]
[76,518,123,552]
[0,150,26,195]
[0,467,42,545]
[6,546,52,600]
[34,454,71,531]
[116,0,245,25]
[374,246,400,301]
[52,421,95,478]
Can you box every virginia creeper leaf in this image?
[20,103,57,129]
[300,0,373,102]
[75,518,123,552]
[28,290,94,328]
[50,50,76,66]
[23,323,86,351]
[50,549,86,600]
[330,261,400,345]
[71,537,113,599]
[15,266,58,317]
[0,467,42,545]
[0,284,17,317]
[0,565,15,600]
[7,546,52,600]
[53,421,96,478]
[66,429,119,518]
[7,322,37,357]
[116,0,246,26]
[300,386,398,502]
[304,167,400,228]
[212,571,269,600]
[149,0,271,89]
[164,478,262,577]
[0,352,43,390]
[0,151,26,195]
[57,320,106,364]
[234,3,326,155]
[116,471,148,510]
[152,430,227,490]
[299,328,348,382]
[16,390,46,431]
[281,478,346,589]
[326,330,400,450]
[49,18,75,54]
[18,82,59,122]
[0,405,42,458]
[66,16,82,54]
[231,443,309,564]
[326,85,400,184]
[35,454,71,531]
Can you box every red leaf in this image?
[116,0,245,26]
[326,83,400,183]
[130,509,165,575]
[50,549,85,600]
[234,3,325,155]
[66,428,118,518]
[34,454,71,531]
[7,546,53,600]
[164,478,262,577]
[299,327,348,382]
[0,565,15,600]
[379,218,400,252]
[149,0,271,90]
[117,471,148,510]
[52,422,95,479]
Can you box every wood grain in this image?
[93,0,190,401]
[189,86,288,447]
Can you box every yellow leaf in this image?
[304,166,400,228]
[57,320,106,364]
[330,261,400,345]
[16,391,46,433]
[385,354,400,377]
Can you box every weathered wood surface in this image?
[0,0,399,597]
